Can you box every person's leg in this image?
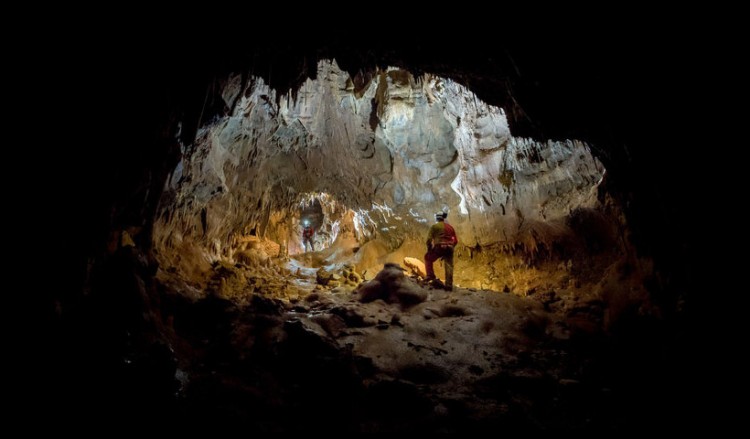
[444,247,454,290]
[424,248,438,279]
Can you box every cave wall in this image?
[154,60,605,279]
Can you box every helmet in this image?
[435,212,447,220]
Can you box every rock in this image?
[392,285,428,307]
[522,311,549,338]
[357,279,384,303]
[403,257,426,277]
[559,378,581,386]
[250,294,284,315]
[356,264,427,308]
[537,290,562,312]
[439,304,468,317]
[353,355,377,378]
[399,363,450,384]
[384,262,406,272]
[235,249,270,268]
[207,260,247,299]
[221,73,243,108]
[311,314,348,338]
[390,313,402,326]
[434,403,449,417]
[282,319,339,357]
[566,315,601,336]
[468,365,484,375]
[363,380,434,418]
[316,267,333,286]
[330,305,376,327]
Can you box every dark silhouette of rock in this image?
[356,263,427,308]
[311,313,348,337]
[440,304,468,317]
[316,267,333,286]
[330,305,375,328]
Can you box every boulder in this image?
[356,263,427,308]
[403,257,426,278]
[316,267,334,285]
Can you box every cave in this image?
[39,37,713,432]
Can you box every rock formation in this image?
[154,60,607,292]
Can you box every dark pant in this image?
[303,237,315,252]
[425,245,454,288]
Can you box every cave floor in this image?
[154,257,677,432]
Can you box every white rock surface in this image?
[154,60,605,279]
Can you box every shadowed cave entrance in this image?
[56,55,696,433]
